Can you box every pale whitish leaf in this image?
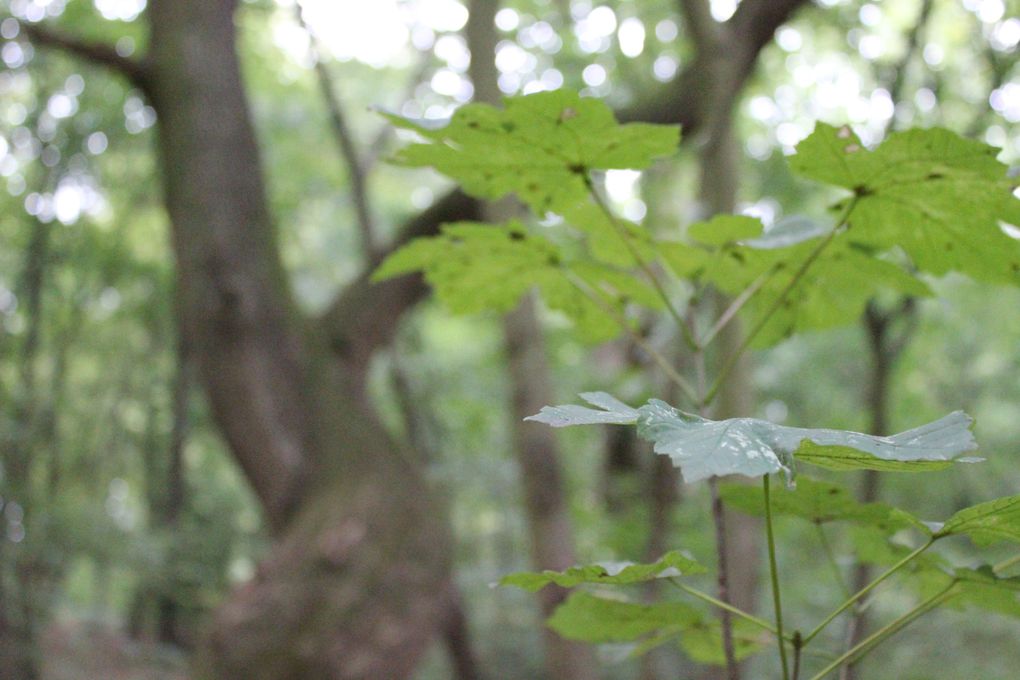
[788,411,981,471]
[499,550,705,592]
[525,391,640,427]
[528,394,979,482]
[743,215,830,249]
[637,400,791,483]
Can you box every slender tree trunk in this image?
[840,301,914,680]
[156,336,191,646]
[0,191,55,680]
[466,3,600,678]
[503,297,602,680]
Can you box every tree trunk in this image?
[0,148,56,677]
[466,3,601,678]
[503,297,602,680]
[144,2,454,678]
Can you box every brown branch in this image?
[19,21,149,91]
[294,3,380,262]
[679,0,721,53]
[318,189,480,384]
[364,55,432,172]
[619,0,811,128]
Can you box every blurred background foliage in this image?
[0,0,1018,678]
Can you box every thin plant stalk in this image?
[699,267,778,349]
[801,537,935,646]
[704,197,859,405]
[994,553,1020,573]
[764,475,791,680]
[807,582,958,680]
[693,335,739,678]
[792,631,803,680]
[586,180,699,351]
[815,524,852,599]
[565,273,698,404]
[668,579,782,637]
[709,477,739,678]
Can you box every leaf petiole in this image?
[586,178,700,351]
[806,581,959,680]
[565,272,699,405]
[667,578,787,639]
[801,535,935,646]
[699,265,779,349]
[703,196,859,406]
[765,475,791,680]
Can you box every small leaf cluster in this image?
[376,92,1019,348]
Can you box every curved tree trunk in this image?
[145,2,454,678]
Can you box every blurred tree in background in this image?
[0,0,1017,679]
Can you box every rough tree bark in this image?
[144,2,455,678]
[19,0,812,676]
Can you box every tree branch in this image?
[294,3,380,262]
[619,0,811,128]
[318,190,480,384]
[18,21,149,91]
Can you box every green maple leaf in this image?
[560,202,656,268]
[383,89,679,214]
[935,495,1020,546]
[790,124,1020,285]
[373,222,654,342]
[547,591,700,644]
[660,214,929,347]
[527,392,979,482]
[954,566,1020,620]
[720,476,924,531]
[546,592,764,663]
